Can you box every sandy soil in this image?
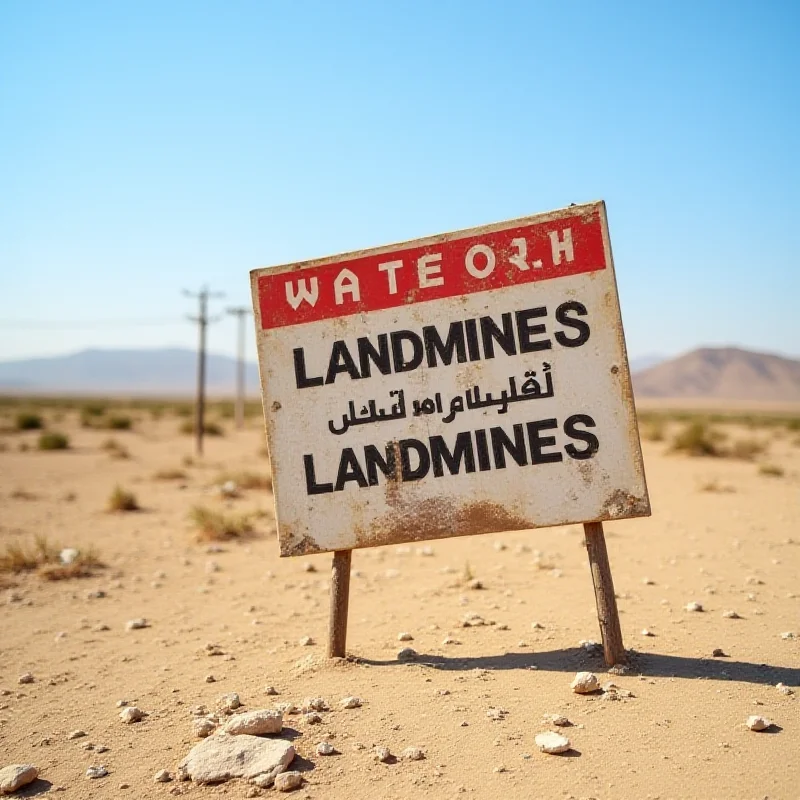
[1,412,798,799]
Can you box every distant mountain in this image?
[633,347,800,402]
[0,348,261,395]
[629,353,666,373]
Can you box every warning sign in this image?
[251,201,650,556]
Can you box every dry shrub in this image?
[214,470,272,491]
[153,468,187,481]
[0,536,102,580]
[670,422,725,457]
[107,485,139,512]
[38,431,69,451]
[728,438,766,461]
[101,438,130,459]
[179,420,224,436]
[698,479,735,493]
[10,488,38,500]
[16,412,44,431]
[759,464,785,478]
[641,420,666,442]
[190,506,254,541]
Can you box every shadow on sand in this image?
[357,647,800,687]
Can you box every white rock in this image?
[373,746,392,763]
[179,733,295,785]
[86,765,108,779]
[126,618,149,631]
[273,770,302,792]
[397,632,414,641]
[67,729,87,740]
[119,706,145,724]
[275,702,297,715]
[722,610,741,619]
[402,746,425,761]
[776,683,794,696]
[298,636,314,646]
[641,629,654,636]
[192,718,217,738]
[153,770,172,783]
[301,697,328,712]
[302,712,322,725]
[781,632,795,640]
[579,639,601,653]
[570,671,599,694]
[397,647,417,662]
[535,731,571,754]
[316,741,335,756]
[263,686,278,696]
[0,764,39,793]
[685,602,703,612]
[60,548,79,564]
[217,693,242,712]
[746,715,771,731]
[224,710,283,736]
[340,696,362,709]
[530,622,544,630]
[462,613,486,627]
[17,673,34,685]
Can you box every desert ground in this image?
[1,401,798,799]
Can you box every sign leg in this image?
[583,521,626,666]
[328,549,352,658]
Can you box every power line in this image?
[226,306,252,430]
[0,318,185,330]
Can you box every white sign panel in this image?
[251,201,650,556]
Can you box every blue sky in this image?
[1,0,797,364]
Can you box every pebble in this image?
[298,636,314,646]
[217,692,242,712]
[153,770,172,783]
[397,632,414,641]
[570,671,600,694]
[224,710,283,736]
[316,741,336,756]
[18,673,34,685]
[467,579,484,590]
[274,771,303,792]
[373,746,392,763]
[275,703,297,715]
[535,731,571,754]
[302,712,322,724]
[579,639,601,653]
[67,729,87,740]
[722,610,741,619]
[462,613,486,627]
[86,765,109,779]
[397,647,418,662]
[746,715,771,731]
[302,697,328,712]
[126,618,149,631]
[712,648,727,657]
[442,637,460,645]
[340,696,362,709]
[205,643,225,656]
[781,632,795,640]
[641,629,654,637]
[544,714,570,727]
[263,686,279,696]
[402,746,425,761]
[776,683,794,696]
[116,700,129,708]
[119,706,145,724]
[685,602,704,612]
[530,622,544,630]
[192,718,217,738]
[0,764,39,794]
[205,675,216,683]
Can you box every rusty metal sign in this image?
[251,201,650,556]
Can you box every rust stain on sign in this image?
[252,201,650,557]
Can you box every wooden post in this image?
[583,521,626,666]
[328,549,352,658]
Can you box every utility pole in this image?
[226,306,251,430]
[185,286,224,457]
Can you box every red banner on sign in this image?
[258,210,606,330]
